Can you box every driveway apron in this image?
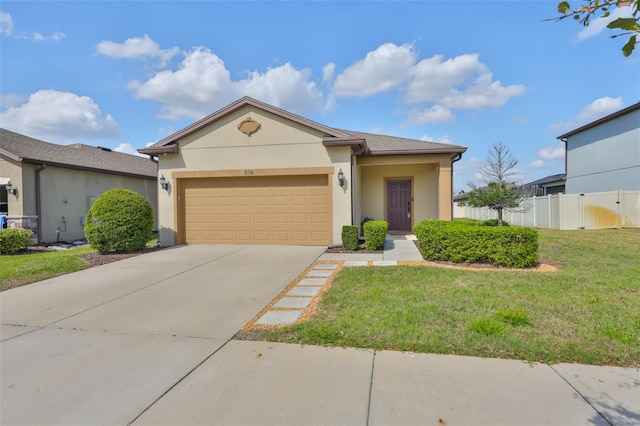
[0,244,324,425]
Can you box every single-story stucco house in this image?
[139,97,467,247]
[1,128,158,243]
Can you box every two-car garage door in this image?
[182,174,331,245]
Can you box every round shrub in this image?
[85,188,153,254]
[0,228,34,254]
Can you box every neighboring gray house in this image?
[521,173,566,196]
[1,128,158,243]
[558,102,640,194]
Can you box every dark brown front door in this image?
[386,179,412,232]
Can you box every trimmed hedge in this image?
[85,188,153,254]
[341,225,359,251]
[363,220,388,251]
[0,228,34,254]
[413,220,538,268]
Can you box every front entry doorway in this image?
[386,179,412,232]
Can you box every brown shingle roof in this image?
[0,128,157,179]
[333,129,467,155]
[139,97,468,158]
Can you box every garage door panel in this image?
[183,175,331,245]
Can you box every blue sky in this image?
[1,1,638,191]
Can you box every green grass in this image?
[268,229,640,367]
[0,247,94,291]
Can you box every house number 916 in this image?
[244,169,255,175]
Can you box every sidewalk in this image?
[134,339,639,425]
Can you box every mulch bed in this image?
[324,242,382,254]
[26,243,162,267]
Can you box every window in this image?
[0,185,7,214]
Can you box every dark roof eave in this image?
[138,144,179,155]
[19,157,157,179]
[557,101,640,139]
[366,147,467,156]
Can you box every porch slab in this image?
[272,297,313,309]
[313,263,338,270]
[287,286,322,297]
[298,277,328,286]
[344,260,370,267]
[256,310,302,325]
[373,260,397,266]
[305,269,333,277]
[318,253,384,261]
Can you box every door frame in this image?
[384,177,413,232]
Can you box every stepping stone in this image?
[287,286,322,297]
[306,269,332,277]
[256,310,302,325]
[373,260,397,266]
[344,260,369,267]
[313,263,338,270]
[273,297,313,309]
[299,277,327,286]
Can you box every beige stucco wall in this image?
[359,162,440,227]
[1,160,157,243]
[36,167,157,243]
[157,105,352,246]
[1,157,24,216]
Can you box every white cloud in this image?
[1,12,64,42]
[421,134,455,144]
[322,62,335,83]
[550,96,624,131]
[0,93,27,109]
[0,89,120,143]
[1,12,14,36]
[96,35,179,66]
[114,142,146,157]
[530,159,546,169]
[405,105,456,125]
[576,96,623,122]
[129,46,324,120]
[330,43,524,125]
[538,143,565,161]
[29,31,65,42]
[576,6,634,41]
[332,42,417,97]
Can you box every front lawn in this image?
[0,247,94,291]
[267,229,640,367]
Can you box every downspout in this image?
[560,137,568,178]
[451,153,463,221]
[35,164,46,242]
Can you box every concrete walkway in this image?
[252,234,424,326]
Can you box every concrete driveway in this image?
[0,244,324,425]
[2,244,638,425]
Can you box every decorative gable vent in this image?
[237,117,261,136]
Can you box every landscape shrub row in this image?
[363,220,388,251]
[413,220,538,268]
[0,228,34,254]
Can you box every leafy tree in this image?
[549,0,640,56]
[458,142,528,226]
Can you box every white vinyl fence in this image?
[454,189,640,229]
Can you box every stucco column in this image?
[438,161,452,220]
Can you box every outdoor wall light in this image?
[6,180,17,196]
[159,175,169,191]
[337,169,345,187]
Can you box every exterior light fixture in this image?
[159,175,169,191]
[6,180,17,196]
[337,169,345,187]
